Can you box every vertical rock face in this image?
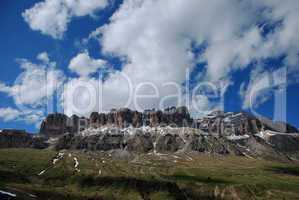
[132,111,143,127]
[115,108,133,127]
[40,113,76,137]
[87,106,192,129]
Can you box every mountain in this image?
[31,107,299,161]
[1,107,299,160]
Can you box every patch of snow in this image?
[0,190,16,197]
[255,131,266,139]
[48,137,59,142]
[98,170,102,175]
[153,142,157,154]
[156,153,168,156]
[29,194,37,198]
[186,155,193,161]
[232,113,243,118]
[52,158,59,165]
[73,157,80,172]
[226,134,250,141]
[242,152,254,159]
[52,152,64,165]
[254,130,291,140]
[74,157,79,167]
[38,170,46,176]
[58,152,65,157]
[223,117,231,123]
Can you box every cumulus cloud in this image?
[69,51,107,77]
[22,0,109,39]
[0,53,65,107]
[96,0,298,113]
[237,0,299,114]
[0,52,65,127]
[64,0,259,115]
[0,107,44,124]
[8,0,299,121]
[37,52,50,63]
[0,108,21,122]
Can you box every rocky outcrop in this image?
[196,111,298,136]
[46,108,297,138]
[40,113,70,137]
[40,107,193,137]
[126,130,153,152]
[91,107,193,128]
[40,113,89,137]
[156,134,185,152]
[54,126,298,161]
[0,129,48,149]
[37,108,299,160]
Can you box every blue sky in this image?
[0,0,298,133]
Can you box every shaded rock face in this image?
[55,126,298,161]
[264,134,299,153]
[40,113,87,137]
[0,129,48,149]
[156,134,185,152]
[189,135,229,154]
[259,117,298,133]
[41,108,299,159]
[40,113,70,137]
[126,131,153,152]
[56,132,124,151]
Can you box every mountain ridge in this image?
[1,107,298,161]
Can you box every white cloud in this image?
[10,0,299,121]
[68,51,107,77]
[0,107,43,124]
[0,52,65,108]
[22,0,108,39]
[0,82,11,93]
[0,53,65,125]
[97,0,299,114]
[37,52,50,63]
[238,0,299,112]
[69,0,258,115]
[0,108,21,122]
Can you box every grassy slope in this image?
[0,148,299,200]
